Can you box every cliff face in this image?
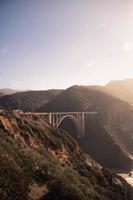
[0,112,133,200]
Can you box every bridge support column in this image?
[49,113,52,124]
[77,112,85,138]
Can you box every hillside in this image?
[0,88,19,95]
[39,85,132,112]
[0,111,132,200]
[0,90,63,112]
[0,92,4,97]
[106,79,133,105]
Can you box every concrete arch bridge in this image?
[34,112,98,139]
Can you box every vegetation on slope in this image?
[0,112,132,200]
[0,90,62,112]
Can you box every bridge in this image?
[33,112,98,138]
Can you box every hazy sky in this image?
[0,0,133,90]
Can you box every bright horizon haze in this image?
[0,0,133,90]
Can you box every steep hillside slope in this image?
[39,85,132,112]
[0,90,63,112]
[0,112,132,200]
[106,79,133,105]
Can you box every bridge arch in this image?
[57,115,80,139]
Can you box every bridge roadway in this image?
[32,112,98,138]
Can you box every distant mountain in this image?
[0,89,63,112]
[39,85,131,112]
[0,88,19,95]
[106,79,133,105]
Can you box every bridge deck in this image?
[32,112,98,115]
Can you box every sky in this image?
[0,0,133,90]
